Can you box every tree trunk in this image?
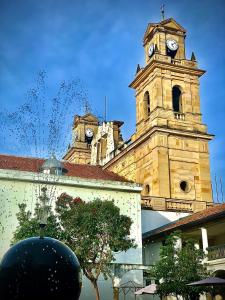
[113,287,119,300]
[91,280,100,300]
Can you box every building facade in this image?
[143,203,225,299]
[0,154,143,300]
[62,18,223,297]
[103,18,213,213]
[64,18,214,215]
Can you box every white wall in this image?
[0,169,144,300]
[0,169,142,263]
[80,269,143,300]
[142,209,189,233]
[142,209,190,273]
[143,241,162,266]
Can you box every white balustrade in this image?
[174,112,185,120]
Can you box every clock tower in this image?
[104,18,214,213]
[63,113,99,164]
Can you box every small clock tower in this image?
[63,113,99,164]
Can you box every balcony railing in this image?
[174,112,185,120]
[166,200,192,212]
[141,196,213,212]
[207,244,225,261]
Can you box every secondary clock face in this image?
[85,128,94,138]
[166,39,179,51]
[148,43,155,57]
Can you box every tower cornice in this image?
[103,126,214,170]
[129,57,205,89]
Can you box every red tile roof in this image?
[143,202,225,240]
[0,154,131,183]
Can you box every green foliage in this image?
[12,195,135,300]
[55,197,135,283]
[151,231,210,299]
[11,203,63,245]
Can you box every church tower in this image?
[104,18,214,212]
[63,113,99,164]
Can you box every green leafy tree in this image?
[55,195,135,300]
[12,195,135,300]
[151,231,209,300]
[11,203,63,245]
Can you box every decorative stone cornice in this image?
[129,57,205,89]
[103,125,214,169]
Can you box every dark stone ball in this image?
[0,237,81,300]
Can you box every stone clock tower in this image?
[104,18,214,213]
[63,113,99,164]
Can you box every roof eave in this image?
[143,208,225,242]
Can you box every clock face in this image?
[85,128,93,138]
[148,43,155,57]
[166,39,179,51]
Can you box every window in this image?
[144,184,150,195]
[143,91,150,118]
[172,86,182,112]
[180,180,189,192]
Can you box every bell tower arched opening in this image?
[143,91,150,119]
[172,86,182,112]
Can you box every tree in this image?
[12,194,136,300]
[55,195,135,300]
[11,203,63,245]
[150,231,210,300]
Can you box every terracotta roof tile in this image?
[143,202,225,240]
[0,154,131,183]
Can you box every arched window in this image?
[172,86,182,112]
[143,91,150,118]
[144,184,150,195]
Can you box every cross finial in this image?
[104,96,107,122]
[84,99,90,114]
[161,4,165,20]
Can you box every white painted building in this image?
[143,204,225,283]
[0,154,143,300]
[2,153,224,299]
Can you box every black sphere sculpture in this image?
[0,237,81,300]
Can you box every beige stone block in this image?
[151,198,166,210]
[193,201,207,212]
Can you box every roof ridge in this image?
[0,153,44,161]
[0,153,132,183]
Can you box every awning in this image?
[134,283,157,295]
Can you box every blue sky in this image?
[0,0,225,199]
